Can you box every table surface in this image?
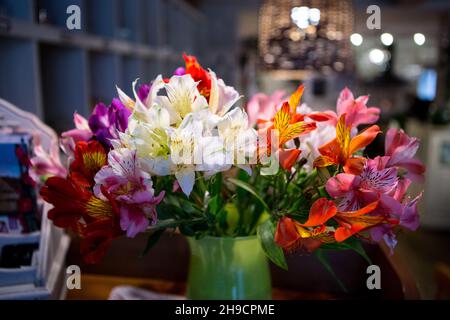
[66,274,337,300]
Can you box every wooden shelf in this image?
[0,0,204,130]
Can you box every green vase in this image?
[186,235,272,300]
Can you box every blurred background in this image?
[0,0,449,299]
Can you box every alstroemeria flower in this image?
[94,148,165,237]
[275,215,334,253]
[314,114,381,175]
[183,53,211,100]
[157,75,208,125]
[30,140,67,181]
[40,177,122,264]
[246,90,286,127]
[300,197,383,242]
[208,70,241,117]
[261,99,317,170]
[369,192,421,253]
[69,140,107,188]
[88,99,131,148]
[326,157,398,211]
[385,128,425,182]
[215,108,258,174]
[137,83,151,102]
[321,87,380,128]
[60,112,93,158]
[167,114,203,196]
[61,112,93,142]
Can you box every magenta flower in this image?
[94,149,164,238]
[88,99,131,148]
[385,128,425,182]
[322,87,380,128]
[137,83,151,102]
[326,157,398,211]
[174,67,186,76]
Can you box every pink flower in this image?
[61,112,93,143]
[326,157,398,211]
[30,134,67,181]
[327,155,422,253]
[385,128,425,182]
[60,113,93,158]
[94,148,165,237]
[324,87,380,128]
[246,90,285,127]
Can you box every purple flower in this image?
[137,84,151,102]
[174,67,186,76]
[88,99,131,148]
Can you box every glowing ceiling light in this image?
[291,6,320,29]
[350,33,363,46]
[380,33,394,46]
[414,33,426,46]
[369,48,385,65]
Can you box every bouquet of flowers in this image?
[32,54,425,275]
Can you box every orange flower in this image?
[275,215,334,253]
[275,198,383,252]
[259,85,317,170]
[313,114,381,174]
[300,197,382,242]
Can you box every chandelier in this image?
[259,0,354,73]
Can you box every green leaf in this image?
[141,229,165,256]
[209,172,222,197]
[315,249,348,293]
[257,219,288,270]
[207,195,223,216]
[228,178,270,212]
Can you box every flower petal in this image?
[348,125,381,155]
[301,198,337,227]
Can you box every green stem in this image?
[145,217,206,233]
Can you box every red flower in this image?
[40,177,122,263]
[183,53,212,100]
[69,140,107,188]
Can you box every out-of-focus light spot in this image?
[350,33,363,46]
[291,6,320,29]
[414,33,426,46]
[380,33,394,46]
[289,30,302,41]
[264,54,275,64]
[309,8,320,25]
[417,69,437,101]
[369,48,385,65]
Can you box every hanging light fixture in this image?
[259,0,354,73]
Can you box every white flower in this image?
[157,75,208,125]
[209,70,241,116]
